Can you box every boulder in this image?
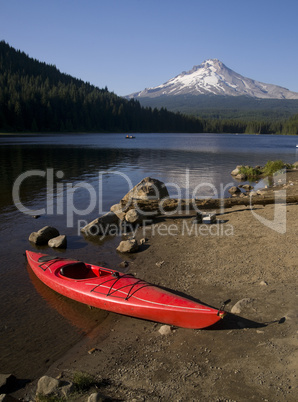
[36,375,74,399]
[29,226,60,245]
[121,177,169,203]
[36,376,60,396]
[124,209,143,224]
[48,235,67,249]
[110,203,127,220]
[117,239,139,253]
[81,212,119,236]
[235,173,247,180]
[228,186,241,194]
[231,165,243,176]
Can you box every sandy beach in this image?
[16,172,298,401]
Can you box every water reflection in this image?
[1,134,297,214]
[1,135,297,230]
[27,264,109,338]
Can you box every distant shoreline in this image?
[1,131,298,136]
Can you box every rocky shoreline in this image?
[5,169,298,401]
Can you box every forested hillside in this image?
[137,96,298,134]
[0,41,204,133]
[137,95,298,121]
[0,41,297,134]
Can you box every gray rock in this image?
[110,203,127,220]
[228,186,241,194]
[158,325,172,335]
[29,226,60,245]
[81,212,119,236]
[242,184,254,191]
[88,392,105,402]
[36,376,60,396]
[117,239,139,253]
[231,298,254,314]
[124,209,143,224]
[121,177,169,203]
[231,165,243,176]
[36,375,74,399]
[48,235,67,248]
[235,173,247,180]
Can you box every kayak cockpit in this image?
[59,262,99,280]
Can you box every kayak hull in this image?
[26,250,225,329]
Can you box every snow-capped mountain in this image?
[127,59,298,100]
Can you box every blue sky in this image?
[1,0,298,96]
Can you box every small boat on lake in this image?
[26,250,226,329]
[125,135,135,139]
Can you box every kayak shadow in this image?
[207,311,286,330]
[156,284,268,331]
[207,312,267,331]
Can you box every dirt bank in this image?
[17,173,298,401]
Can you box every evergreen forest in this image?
[0,41,298,134]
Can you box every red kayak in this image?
[26,250,226,329]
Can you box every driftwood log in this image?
[120,193,298,214]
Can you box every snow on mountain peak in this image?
[127,60,298,100]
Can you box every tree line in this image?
[0,41,204,133]
[0,41,297,134]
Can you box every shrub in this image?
[238,160,293,180]
[239,165,262,180]
[72,371,97,392]
[262,160,292,176]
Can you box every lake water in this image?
[0,132,297,379]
